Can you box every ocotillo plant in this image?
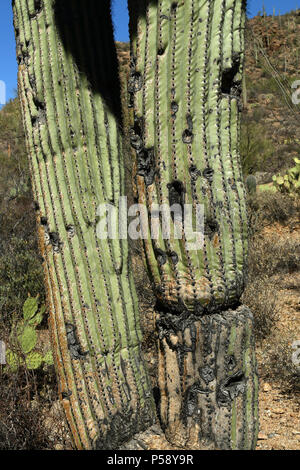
[128,0,259,449]
[12,0,155,450]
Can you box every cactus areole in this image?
[13,0,259,450]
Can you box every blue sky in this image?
[0,0,299,105]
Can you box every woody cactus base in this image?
[157,306,258,449]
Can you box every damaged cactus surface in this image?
[128,0,259,449]
[13,0,155,449]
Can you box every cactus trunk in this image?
[128,0,259,449]
[13,0,154,450]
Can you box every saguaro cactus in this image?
[13,0,155,449]
[128,0,259,449]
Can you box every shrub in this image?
[258,333,300,394]
[4,296,53,373]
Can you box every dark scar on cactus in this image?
[93,406,154,450]
[182,114,194,144]
[62,390,72,399]
[168,181,185,212]
[155,249,167,267]
[65,323,89,361]
[203,167,214,182]
[216,371,246,406]
[226,355,237,371]
[221,53,241,97]
[157,46,166,56]
[204,218,219,240]
[200,365,215,384]
[130,116,143,143]
[171,101,179,117]
[33,201,40,211]
[33,95,46,113]
[169,251,179,265]
[17,52,29,66]
[182,383,207,423]
[29,74,37,93]
[66,224,75,238]
[137,147,156,186]
[171,2,178,13]
[29,0,42,18]
[189,165,201,181]
[49,232,63,253]
[130,128,143,151]
[128,71,143,94]
[31,108,46,128]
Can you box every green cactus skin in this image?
[128,0,259,449]
[13,0,155,450]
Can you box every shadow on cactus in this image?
[4,296,53,373]
[53,0,122,123]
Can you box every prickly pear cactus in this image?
[5,296,52,372]
[13,0,154,450]
[157,306,259,449]
[128,0,259,449]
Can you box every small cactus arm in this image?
[246,175,257,194]
[12,0,155,449]
[128,0,259,449]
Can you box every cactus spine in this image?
[13,0,154,450]
[128,0,259,449]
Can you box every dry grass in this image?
[0,319,68,450]
[0,365,59,450]
[242,276,278,341]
